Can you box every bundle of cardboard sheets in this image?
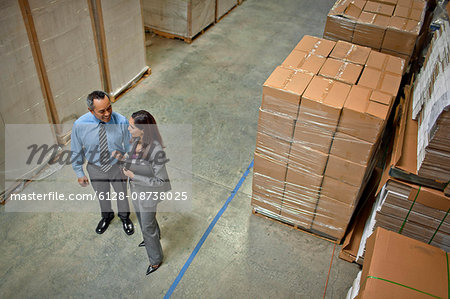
[324,0,430,65]
[347,227,448,299]
[413,21,450,183]
[252,35,405,241]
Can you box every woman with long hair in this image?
[120,110,170,275]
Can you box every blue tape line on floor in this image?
[164,159,254,298]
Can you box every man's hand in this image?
[78,176,89,187]
[112,150,125,161]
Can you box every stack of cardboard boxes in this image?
[324,0,429,65]
[252,35,405,241]
[143,0,240,42]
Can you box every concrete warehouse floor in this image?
[0,0,362,297]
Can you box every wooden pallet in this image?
[111,67,151,103]
[146,23,215,44]
[252,208,342,244]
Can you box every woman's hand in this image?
[122,168,135,179]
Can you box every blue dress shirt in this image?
[71,112,130,178]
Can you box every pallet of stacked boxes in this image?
[252,35,405,243]
[324,0,431,67]
[142,0,216,43]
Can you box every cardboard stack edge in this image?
[413,21,450,184]
[252,35,405,243]
[338,80,449,266]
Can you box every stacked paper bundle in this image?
[413,21,450,183]
[252,35,405,242]
[356,180,449,262]
[324,0,430,65]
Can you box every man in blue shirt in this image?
[71,90,134,235]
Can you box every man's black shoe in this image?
[96,216,114,234]
[122,218,134,235]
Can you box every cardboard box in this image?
[282,50,326,74]
[255,132,291,163]
[251,192,282,215]
[285,166,324,192]
[338,85,390,143]
[280,203,314,229]
[252,172,286,202]
[325,154,368,186]
[380,48,411,66]
[371,0,397,4]
[357,67,402,96]
[359,228,449,299]
[253,152,288,183]
[288,142,329,174]
[396,0,426,9]
[382,16,421,56]
[320,175,361,205]
[363,1,395,16]
[365,50,405,75]
[314,197,354,225]
[393,5,424,21]
[329,40,371,65]
[370,90,393,106]
[324,15,356,42]
[299,75,352,130]
[293,120,335,153]
[294,35,336,57]
[257,108,295,141]
[311,206,350,240]
[330,131,376,165]
[352,12,390,50]
[262,66,314,118]
[319,58,363,85]
[283,167,323,223]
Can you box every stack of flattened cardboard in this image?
[413,21,450,183]
[355,85,449,263]
[324,0,430,65]
[349,228,448,299]
[252,35,405,242]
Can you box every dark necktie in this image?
[98,122,112,172]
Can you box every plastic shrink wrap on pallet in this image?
[252,35,405,242]
[324,0,432,67]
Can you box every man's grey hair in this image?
[87,90,110,110]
